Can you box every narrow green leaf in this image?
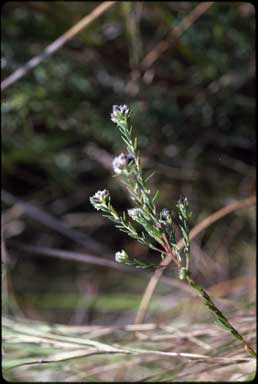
[152,189,159,203]
[145,171,156,183]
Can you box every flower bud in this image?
[112,153,127,174]
[115,250,129,263]
[176,197,191,220]
[89,189,109,210]
[159,208,173,225]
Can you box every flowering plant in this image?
[90,105,256,358]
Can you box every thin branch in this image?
[190,196,256,240]
[11,243,137,272]
[141,2,214,70]
[135,195,256,325]
[8,242,191,292]
[1,1,116,91]
[2,190,108,254]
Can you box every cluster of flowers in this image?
[110,104,130,125]
[89,105,257,359]
[110,106,135,175]
[112,153,135,174]
[89,189,110,211]
[89,104,189,269]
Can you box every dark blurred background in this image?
[2,2,256,326]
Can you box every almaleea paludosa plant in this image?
[90,105,256,358]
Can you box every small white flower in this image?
[111,104,130,123]
[128,208,143,220]
[115,250,129,263]
[90,189,109,210]
[177,197,188,209]
[94,189,109,201]
[176,197,191,220]
[120,105,130,114]
[112,153,128,174]
[112,153,135,174]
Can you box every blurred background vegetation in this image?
[2,1,256,381]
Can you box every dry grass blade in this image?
[1,1,117,91]
[2,190,108,253]
[3,314,255,381]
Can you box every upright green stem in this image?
[185,247,190,271]
[182,269,256,358]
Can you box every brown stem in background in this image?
[141,2,214,70]
[1,1,117,91]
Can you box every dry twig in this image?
[141,2,214,69]
[1,1,116,91]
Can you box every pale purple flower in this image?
[111,104,130,124]
[90,189,109,210]
[160,208,170,218]
[112,153,128,174]
[112,152,135,174]
[159,208,170,224]
[128,208,143,220]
